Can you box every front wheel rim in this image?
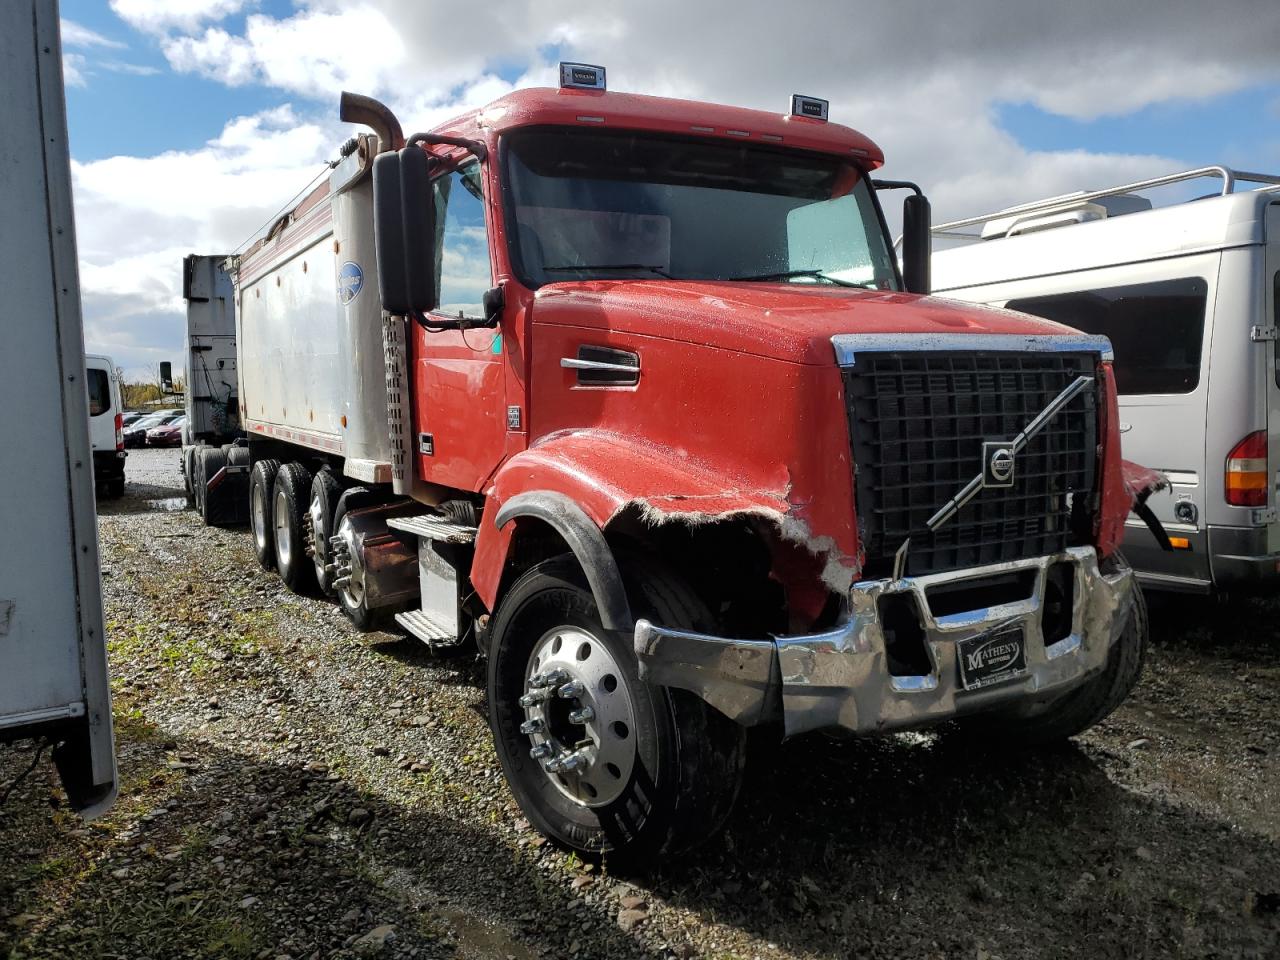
[520,626,637,808]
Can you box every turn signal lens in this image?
[1225,430,1267,507]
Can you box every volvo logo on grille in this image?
[983,442,1016,488]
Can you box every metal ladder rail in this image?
[932,165,1280,240]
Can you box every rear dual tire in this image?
[273,462,316,595]
[249,459,281,569]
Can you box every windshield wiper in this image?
[543,263,674,279]
[728,268,867,288]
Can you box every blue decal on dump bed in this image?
[338,261,363,304]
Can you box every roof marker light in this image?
[791,94,829,121]
[690,125,715,133]
[560,62,606,90]
[760,133,783,142]
[726,129,750,137]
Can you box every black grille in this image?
[843,351,1098,579]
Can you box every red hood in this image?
[532,280,1079,364]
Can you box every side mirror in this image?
[901,193,932,295]
[372,147,437,315]
[159,361,173,393]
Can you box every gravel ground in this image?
[1,448,1278,959]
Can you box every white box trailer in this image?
[0,0,116,815]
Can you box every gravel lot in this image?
[2,447,1278,959]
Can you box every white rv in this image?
[0,0,116,814]
[933,167,1280,596]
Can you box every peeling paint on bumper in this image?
[635,547,1134,738]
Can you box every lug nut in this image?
[529,742,553,760]
[519,718,544,735]
[530,669,569,689]
[557,751,587,773]
[568,706,594,724]
[557,680,585,699]
[518,690,548,708]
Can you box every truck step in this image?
[395,608,460,645]
[386,514,477,544]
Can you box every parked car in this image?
[121,411,147,428]
[123,413,178,448]
[146,416,186,447]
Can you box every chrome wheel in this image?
[520,626,637,808]
[308,489,328,583]
[252,478,270,554]
[332,515,364,609]
[273,487,292,569]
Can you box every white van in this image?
[932,166,1280,596]
[84,353,126,498]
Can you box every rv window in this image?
[1007,277,1207,395]
[87,367,110,417]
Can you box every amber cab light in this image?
[1225,430,1267,507]
[114,412,124,451]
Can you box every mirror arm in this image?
[872,178,924,197]
[406,133,488,162]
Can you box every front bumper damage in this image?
[634,547,1135,738]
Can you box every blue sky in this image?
[60,0,1280,375]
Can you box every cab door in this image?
[412,158,506,492]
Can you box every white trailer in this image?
[0,0,116,815]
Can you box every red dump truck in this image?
[186,67,1148,862]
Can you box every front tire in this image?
[272,462,316,594]
[960,564,1148,746]
[487,555,746,866]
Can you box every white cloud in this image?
[100,61,162,77]
[61,19,126,49]
[63,53,88,88]
[109,0,249,35]
[73,106,340,373]
[76,0,1280,370]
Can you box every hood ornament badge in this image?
[891,374,1093,581]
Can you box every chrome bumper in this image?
[634,547,1134,738]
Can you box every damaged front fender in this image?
[470,429,861,617]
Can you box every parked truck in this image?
[180,254,244,522]
[932,167,1280,596]
[187,69,1149,862]
[1,0,116,816]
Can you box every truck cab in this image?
[204,70,1149,863]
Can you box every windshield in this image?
[504,128,898,290]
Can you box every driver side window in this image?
[432,161,491,320]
